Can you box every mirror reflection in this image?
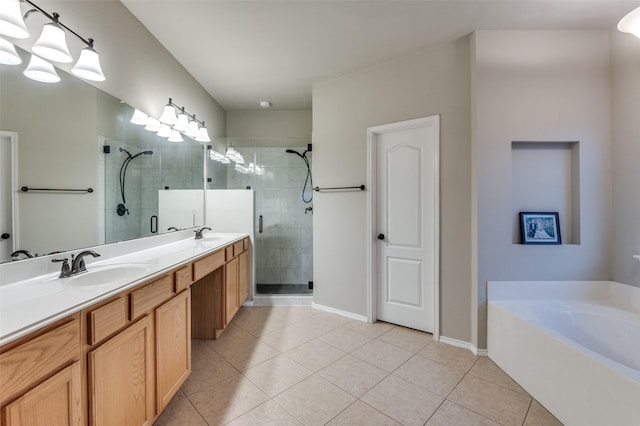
[0,46,205,263]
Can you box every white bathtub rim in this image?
[487,280,640,312]
[489,300,640,384]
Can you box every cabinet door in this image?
[239,251,249,303]
[89,316,152,426]
[225,257,239,325]
[3,362,82,426]
[155,289,191,413]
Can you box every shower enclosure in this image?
[211,138,313,296]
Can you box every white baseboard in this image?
[438,335,487,356]
[312,303,368,322]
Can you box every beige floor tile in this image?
[243,354,312,397]
[319,326,372,352]
[345,321,395,337]
[327,401,401,425]
[318,354,388,397]
[225,400,302,425]
[377,326,433,353]
[285,339,347,372]
[448,374,532,426]
[418,341,479,373]
[259,324,315,352]
[274,375,356,426]
[236,314,290,337]
[426,400,500,426]
[469,357,529,396]
[523,400,563,426]
[351,339,413,372]
[394,354,464,397]
[187,375,269,425]
[261,306,317,325]
[181,340,239,396]
[207,334,280,371]
[154,390,207,426]
[361,375,443,426]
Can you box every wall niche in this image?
[511,141,580,245]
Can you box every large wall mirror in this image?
[0,47,205,263]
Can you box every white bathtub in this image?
[488,281,640,426]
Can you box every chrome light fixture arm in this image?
[21,0,95,49]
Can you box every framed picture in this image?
[520,212,561,245]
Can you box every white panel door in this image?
[373,116,439,333]
[0,133,15,262]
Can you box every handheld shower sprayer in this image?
[285,148,313,204]
[117,148,154,216]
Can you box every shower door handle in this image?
[259,215,263,234]
[150,215,158,234]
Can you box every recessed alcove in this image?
[511,141,580,245]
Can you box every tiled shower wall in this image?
[104,141,203,243]
[226,146,313,286]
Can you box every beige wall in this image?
[11,1,226,136]
[312,38,472,342]
[611,30,640,287]
[471,30,613,348]
[227,110,312,139]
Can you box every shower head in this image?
[286,148,306,159]
[119,147,132,158]
[131,150,154,159]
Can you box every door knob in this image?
[1,233,9,240]
[377,233,385,240]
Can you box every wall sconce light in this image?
[0,0,105,82]
[618,6,640,39]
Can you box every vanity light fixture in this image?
[0,36,21,65]
[157,124,172,138]
[225,147,245,164]
[168,129,184,143]
[158,98,211,142]
[22,53,59,82]
[618,6,640,39]
[0,0,105,81]
[144,117,162,132]
[130,109,149,125]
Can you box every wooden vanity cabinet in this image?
[0,317,82,426]
[155,289,191,412]
[86,271,192,425]
[88,316,153,426]
[225,256,240,325]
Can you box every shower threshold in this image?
[256,284,313,295]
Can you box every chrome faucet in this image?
[53,250,101,278]
[194,227,212,239]
[71,250,101,274]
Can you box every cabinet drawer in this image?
[233,241,244,255]
[194,250,225,281]
[243,237,249,251]
[88,297,127,345]
[130,275,173,320]
[225,245,234,261]
[175,265,193,292]
[0,318,80,404]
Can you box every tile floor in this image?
[155,306,562,426]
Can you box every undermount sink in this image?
[61,263,151,287]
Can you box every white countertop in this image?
[0,232,247,346]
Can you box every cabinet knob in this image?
[377,233,385,241]
[1,233,9,240]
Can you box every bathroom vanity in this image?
[0,232,250,425]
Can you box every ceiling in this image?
[121,1,639,111]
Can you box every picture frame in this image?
[520,212,561,245]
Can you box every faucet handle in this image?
[52,258,71,278]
